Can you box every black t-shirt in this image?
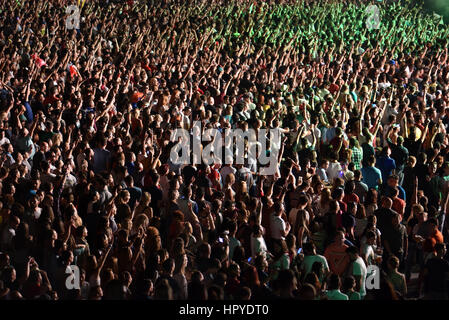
[148,185,163,217]
[342,212,356,230]
[404,138,422,158]
[424,258,449,293]
[388,140,409,171]
[374,207,396,235]
[383,224,407,255]
[413,163,429,190]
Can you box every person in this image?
[383,213,408,272]
[361,156,383,191]
[325,274,348,300]
[317,160,330,184]
[385,256,407,298]
[250,224,269,258]
[173,254,189,300]
[353,170,368,204]
[374,197,396,236]
[387,136,409,185]
[341,276,361,300]
[271,202,291,242]
[0,0,448,301]
[422,243,449,300]
[376,147,397,184]
[346,246,367,299]
[324,231,350,277]
[360,231,381,267]
[301,243,330,280]
[349,138,363,170]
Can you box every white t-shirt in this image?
[271,214,287,240]
[251,235,268,257]
[361,243,375,266]
[302,254,330,275]
[352,257,367,298]
[327,162,342,183]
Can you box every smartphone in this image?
[297,248,302,254]
[218,237,224,243]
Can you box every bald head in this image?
[381,197,393,209]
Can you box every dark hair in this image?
[328,274,341,290]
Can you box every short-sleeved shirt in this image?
[326,289,349,300]
[354,181,368,203]
[384,224,407,255]
[361,166,382,190]
[302,254,330,275]
[92,148,111,174]
[351,257,367,297]
[376,156,396,182]
[392,198,406,216]
[271,214,287,240]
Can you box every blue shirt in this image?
[361,166,382,190]
[23,101,33,123]
[376,156,396,182]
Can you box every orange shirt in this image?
[324,243,350,276]
[392,197,406,216]
[423,229,444,252]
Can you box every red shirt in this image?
[392,197,406,216]
[342,193,360,205]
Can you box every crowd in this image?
[0,0,449,300]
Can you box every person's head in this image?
[367,155,376,166]
[407,156,417,168]
[366,230,376,245]
[304,272,321,291]
[328,274,341,291]
[335,231,345,245]
[276,269,297,294]
[228,262,240,279]
[342,276,356,293]
[298,283,316,300]
[332,187,344,201]
[381,197,393,209]
[321,159,329,169]
[329,200,340,213]
[389,187,400,200]
[311,261,324,279]
[387,255,400,271]
[346,246,359,261]
[391,212,401,227]
[161,258,175,276]
[273,201,284,216]
[303,242,316,256]
[387,175,399,188]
